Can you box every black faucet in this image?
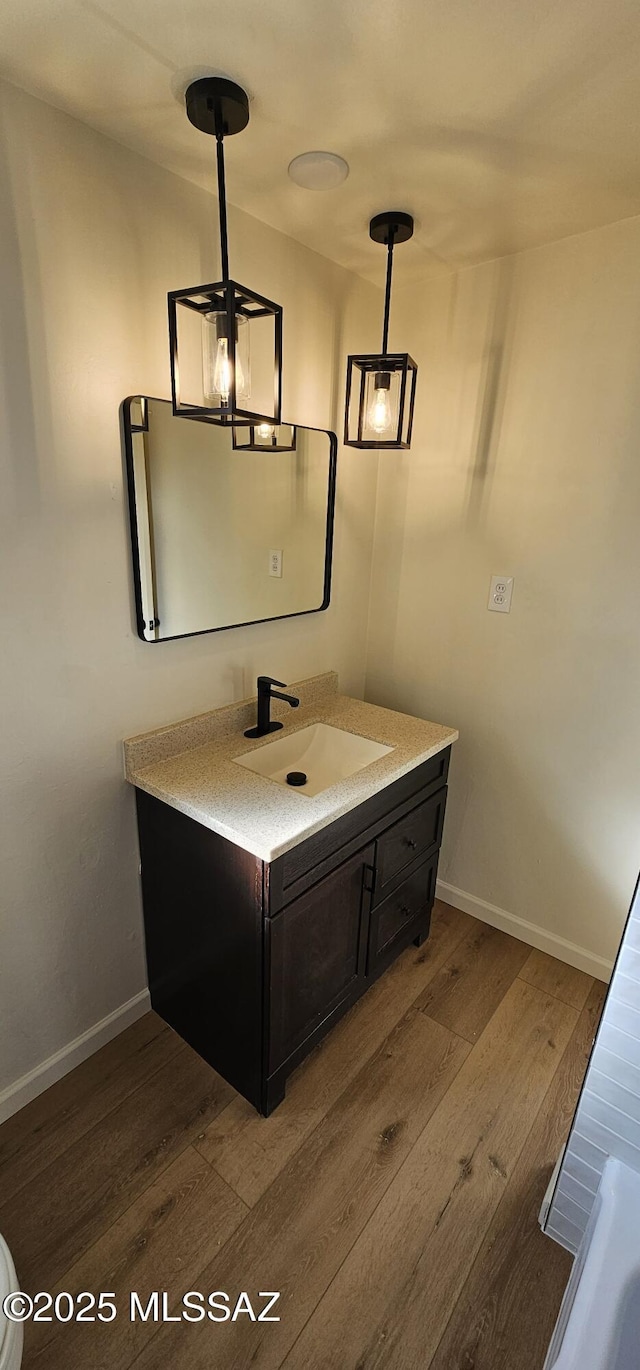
[244,676,300,738]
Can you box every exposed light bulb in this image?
[202,312,249,406]
[368,373,394,435]
[256,422,275,441]
[212,337,247,403]
[213,335,232,402]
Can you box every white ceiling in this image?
[2,0,640,284]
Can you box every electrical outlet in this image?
[488,575,514,613]
[269,549,283,578]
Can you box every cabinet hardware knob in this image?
[405,838,417,849]
[401,906,411,916]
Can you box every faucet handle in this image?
[257,675,286,690]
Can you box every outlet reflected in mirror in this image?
[122,397,336,642]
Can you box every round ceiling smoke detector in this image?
[288,151,349,190]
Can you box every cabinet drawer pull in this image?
[363,863,376,894]
[401,905,411,917]
[405,838,417,850]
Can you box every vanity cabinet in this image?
[136,744,451,1114]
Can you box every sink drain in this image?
[286,771,307,786]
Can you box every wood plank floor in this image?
[0,901,606,1370]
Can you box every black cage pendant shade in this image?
[344,211,417,449]
[168,77,283,427]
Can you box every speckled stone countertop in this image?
[123,672,458,862]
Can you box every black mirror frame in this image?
[120,396,337,644]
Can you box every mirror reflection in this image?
[123,398,336,642]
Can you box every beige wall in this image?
[366,215,640,975]
[0,78,381,1106]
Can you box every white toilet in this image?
[0,1235,23,1370]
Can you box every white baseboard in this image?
[436,879,613,983]
[0,988,151,1126]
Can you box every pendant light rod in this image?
[215,134,230,281]
[370,210,415,355]
[185,76,250,283]
[381,228,396,355]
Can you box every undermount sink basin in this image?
[233,723,394,797]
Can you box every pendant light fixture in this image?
[168,77,283,427]
[232,422,297,452]
[344,211,417,449]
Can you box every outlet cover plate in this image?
[488,575,514,612]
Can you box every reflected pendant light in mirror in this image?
[232,421,297,452]
[344,211,417,449]
[168,78,283,427]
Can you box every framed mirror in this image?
[122,397,337,642]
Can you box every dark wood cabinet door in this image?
[267,844,374,1072]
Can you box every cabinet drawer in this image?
[374,786,446,904]
[369,855,436,966]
